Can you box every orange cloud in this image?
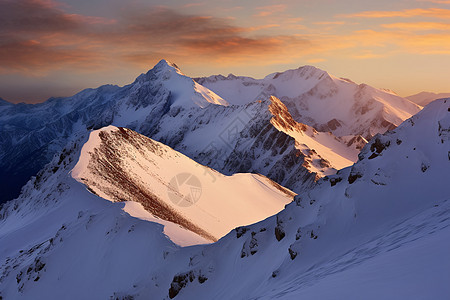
[344,29,450,56]
[0,0,111,73]
[382,22,450,30]
[0,38,103,74]
[313,21,346,25]
[0,2,318,74]
[4,0,450,79]
[340,8,450,19]
[254,5,287,17]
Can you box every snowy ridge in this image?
[0,60,227,204]
[160,98,450,299]
[152,96,360,193]
[71,126,293,241]
[196,65,421,139]
[0,98,12,107]
[2,61,412,204]
[0,132,189,298]
[133,59,227,109]
[0,99,447,299]
[268,96,359,175]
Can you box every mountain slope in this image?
[0,97,447,299]
[0,124,295,298]
[71,126,293,241]
[0,99,450,299]
[1,63,364,204]
[156,99,450,299]
[0,60,227,204]
[196,66,421,139]
[160,98,450,299]
[152,96,360,193]
[0,125,293,242]
[407,91,450,106]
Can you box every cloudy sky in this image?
[1,0,450,103]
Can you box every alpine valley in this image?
[0,60,448,299]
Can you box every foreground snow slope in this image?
[0,126,289,298]
[72,126,293,241]
[0,98,448,299]
[197,66,421,139]
[163,98,450,299]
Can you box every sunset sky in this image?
[1,0,450,103]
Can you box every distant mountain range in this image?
[196,66,420,139]
[0,78,448,299]
[0,61,421,204]
[407,91,450,106]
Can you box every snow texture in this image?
[0,98,448,299]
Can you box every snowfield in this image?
[0,58,448,299]
[0,98,448,299]
[72,125,294,242]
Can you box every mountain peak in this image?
[154,59,181,72]
[134,59,184,83]
[265,65,330,81]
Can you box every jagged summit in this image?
[135,59,183,82]
[154,59,182,72]
[268,95,360,174]
[134,59,227,108]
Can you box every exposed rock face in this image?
[80,128,217,241]
[150,96,351,193]
[169,270,208,299]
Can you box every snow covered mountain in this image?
[196,66,421,139]
[0,60,228,204]
[407,91,450,106]
[72,126,293,242]
[0,124,293,298]
[158,97,450,299]
[151,95,360,194]
[0,62,364,204]
[0,97,448,299]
